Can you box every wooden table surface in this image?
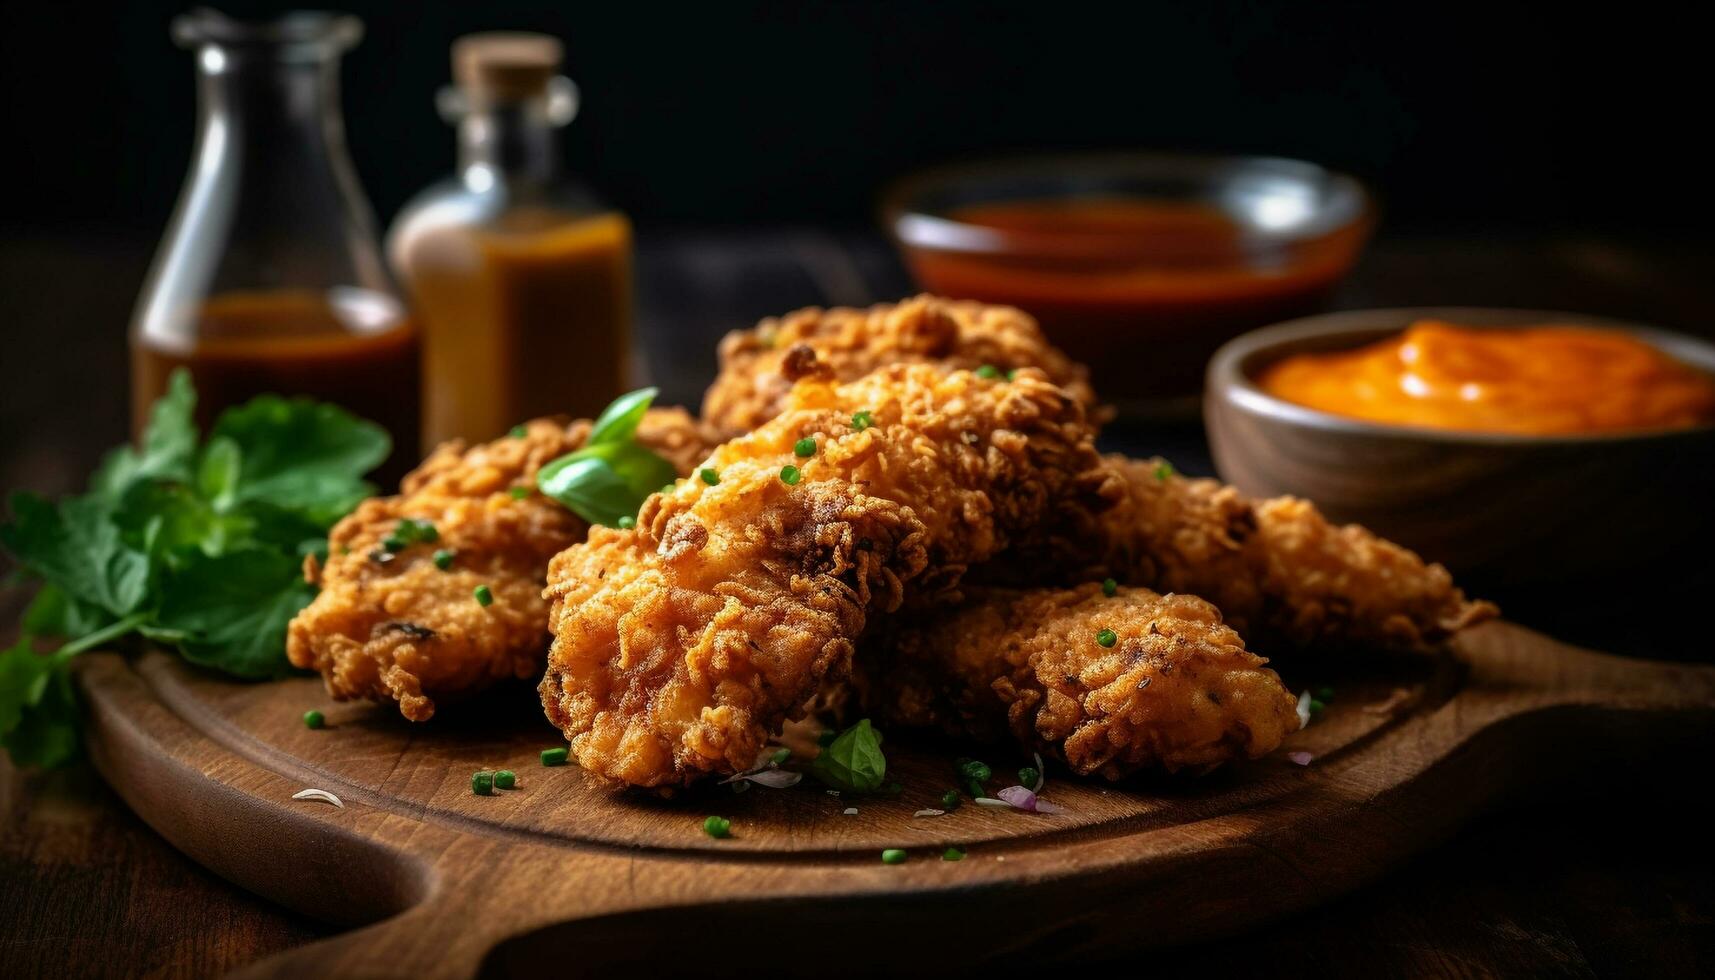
[3,230,1713,978]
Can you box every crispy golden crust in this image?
[701,294,1104,438]
[1089,456,1496,653]
[540,365,1117,788]
[859,584,1299,778]
[286,409,712,721]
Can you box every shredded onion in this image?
[1030,752,1045,792]
[995,785,1065,814]
[292,788,343,808]
[1288,751,1314,766]
[1296,691,1313,730]
[842,807,859,816]
[912,808,946,818]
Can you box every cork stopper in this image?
[452,32,562,103]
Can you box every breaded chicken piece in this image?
[1087,456,1495,653]
[540,364,1118,789]
[857,583,1300,777]
[287,410,712,722]
[701,294,1103,438]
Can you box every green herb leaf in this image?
[21,584,111,639]
[211,395,390,525]
[154,549,315,679]
[587,387,658,446]
[538,441,676,528]
[90,368,199,497]
[810,718,887,793]
[0,640,80,769]
[2,492,153,616]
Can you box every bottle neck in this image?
[193,45,357,185]
[458,102,561,193]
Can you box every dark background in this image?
[1,0,1706,237]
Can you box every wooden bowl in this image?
[1205,307,1715,587]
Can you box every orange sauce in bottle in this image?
[902,199,1369,403]
[131,289,421,478]
[1258,320,1715,435]
[392,207,631,445]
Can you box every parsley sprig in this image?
[1,370,389,767]
[535,388,677,528]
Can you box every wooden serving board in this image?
[75,621,1713,978]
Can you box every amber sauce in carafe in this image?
[131,290,421,474]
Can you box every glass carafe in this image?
[131,8,420,473]
[389,32,632,446]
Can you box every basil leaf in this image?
[538,441,676,527]
[1,492,153,616]
[154,549,314,680]
[212,395,389,525]
[587,387,658,446]
[810,719,887,793]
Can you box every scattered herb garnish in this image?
[940,789,962,810]
[975,364,1001,379]
[1315,685,1336,702]
[779,465,802,486]
[0,370,388,767]
[850,410,873,432]
[541,746,569,766]
[616,516,636,530]
[700,467,720,486]
[1096,628,1117,647]
[472,770,494,795]
[509,425,528,439]
[1101,577,1118,597]
[881,848,907,865]
[303,710,325,730]
[536,388,677,528]
[473,584,493,607]
[1005,368,1019,381]
[942,847,965,862]
[770,748,791,765]
[793,437,817,458]
[432,548,456,571]
[1153,460,1175,482]
[956,758,992,798]
[703,815,732,839]
[509,486,529,500]
[810,718,887,793]
[494,769,516,790]
[1017,766,1040,790]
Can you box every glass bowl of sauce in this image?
[883,153,1374,413]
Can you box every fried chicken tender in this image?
[540,364,1118,788]
[1088,456,1495,653]
[287,410,712,722]
[857,583,1300,777]
[701,294,1103,438]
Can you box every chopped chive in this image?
[1005,368,1019,380]
[661,483,677,494]
[509,486,529,499]
[1315,685,1336,701]
[616,516,636,529]
[700,467,720,486]
[381,535,407,553]
[779,465,801,486]
[957,759,991,783]
[942,847,966,862]
[881,848,907,865]
[1101,577,1118,597]
[541,746,569,766]
[494,769,516,790]
[1018,766,1040,789]
[474,584,494,607]
[1096,628,1117,647]
[793,436,817,458]
[975,364,1001,379]
[1153,460,1175,482]
[432,548,456,571]
[940,789,962,810]
[770,748,791,765]
[338,545,351,555]
[1309,698,1327,715]
[302,709,325,730]
[850,410,873,431]
[703,815,732,839]
[509,424,527,439]
[472,770,494,795]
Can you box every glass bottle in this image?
[132,9,420,474]
[389,32,632,446]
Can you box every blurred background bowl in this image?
[884,152,1374,416]
[1205,307,1715,589]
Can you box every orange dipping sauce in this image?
[1259,321,1715,435]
